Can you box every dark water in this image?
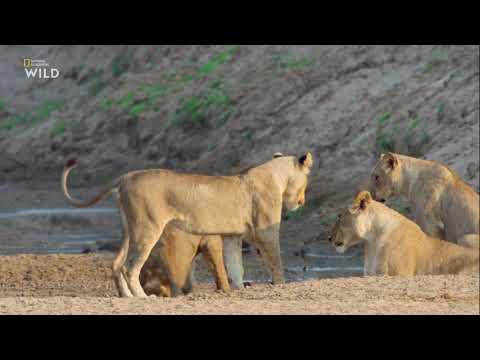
[0,207,364,280]
[0,208,119,255]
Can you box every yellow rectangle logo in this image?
[23,59,32,68]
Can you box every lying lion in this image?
[329,191,479,276]
[139,225,227,297]
[62,152,313,297]
[140,232,250,296]
[368,152,479,248]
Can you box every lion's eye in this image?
[375,175,379,182]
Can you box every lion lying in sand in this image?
[62,152,313,297]
[139,232,251,296]
[139,225,227,297]
[329,191,479,276]
[368,152,479,248]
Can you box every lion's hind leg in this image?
[112,201,133,298]
[122,221,168,298]
[202,236,231,293]
[181,262,196,295]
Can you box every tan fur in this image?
[123,152,284,296]
[329,191,479,276]
[139,225,228,297]
[368,152,479,246]
[62,153,313,297]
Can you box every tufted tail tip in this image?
[66,158,77,168]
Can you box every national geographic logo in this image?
[23,58,60,79]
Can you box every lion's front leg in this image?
[254,225,285,285]
[223,236,244,289]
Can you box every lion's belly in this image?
[169,216,249,236]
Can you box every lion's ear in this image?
[353,191,372,211]
[381,152,398,170]
[298,152,313,170]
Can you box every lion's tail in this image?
[61,159,120,208]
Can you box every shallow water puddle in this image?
[0,207,364,279]
[0,208,118,219]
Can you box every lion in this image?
[139,225,227,297]
[368,152,479,248]
[139,231,261,296]
[62,152,313,297]
[137,152,284,296]
[328,191,479,276]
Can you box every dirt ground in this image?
[0,46,478,315]
[0,254,478,315]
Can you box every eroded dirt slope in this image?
[0,45,478,253]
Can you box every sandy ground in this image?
[0,254,478,315]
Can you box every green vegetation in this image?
[144,84,168,104]
[0,99,6,112]
[285,207,305,220]
[100,46,240,123]
[117,91,136,110]
[376,113,396,153]
[88,79,108,97]
[375,112,430,155]
[437,103,445,117]
[419,129,430,145]
[425,48,449,72]
[102,84,167,116]
[0,100,65,131]
[431,49,449,62]
[51,119,67,137]
[111,56,130,78]
[376,112,392,125]
[207,144,217,152]
[271,52,316,70]
[318,213,337,226]
[198,46,240,78]
[377,132,396,153]
[101,98,114,111]
[375,111,399,153]
[168,87,233,129]
[403,118,419,143]
[242,129,254,142]
[129,102,146,117]
[404,118,430,147]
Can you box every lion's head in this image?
[328,191,373,253]
[282,152,313,211]
[368,152,403,202]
